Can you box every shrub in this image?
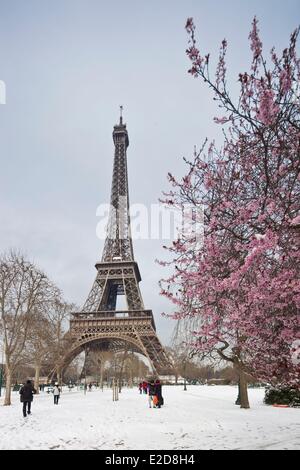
[264,387,300,408]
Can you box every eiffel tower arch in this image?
[62,111,172,377]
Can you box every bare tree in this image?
[171,317,202,390]
[93,351,112,389]
[26,310,55,393]
[46,299,75,384]
[123,352,149,387]
[0,251,56,405]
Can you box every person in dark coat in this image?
[19,380,36,417]
[154,379,163,408]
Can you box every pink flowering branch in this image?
[159,18,300,396]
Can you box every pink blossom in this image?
[216,38,227,87]
[256,88,279,125]
[280,69,292,93]
[187,46,200,61]
[291,215,300,225]
[249,17,263,63]
[214,116,229,125]
[185,18,194,34]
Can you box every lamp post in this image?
[83,345,87,395]
[183,359,187,391]
[0,365,3,397]
[84,363,87,395]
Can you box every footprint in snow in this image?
[115,440,125,446]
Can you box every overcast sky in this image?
[0,0,299,345]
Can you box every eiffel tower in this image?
[67,110,171,375]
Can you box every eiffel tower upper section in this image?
[81,110,144,314]
[101,110,134,263]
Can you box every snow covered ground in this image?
[0,385,299,450]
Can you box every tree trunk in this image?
[4,365,12,406]
[239,369,250,409]
[118,350,128,393]
[56,366,62,386]
[34,364,41,394]
[235,379,241,405]
[183,362,187,391]
[175,371,178,385]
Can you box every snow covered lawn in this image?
[0,385,299,450]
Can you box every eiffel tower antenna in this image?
[62,116,172,376]
[120,105,123,124]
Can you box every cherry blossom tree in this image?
[160,18,300,408]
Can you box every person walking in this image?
[154,379,164,408]
[53,383,61,405]
[19,380,36,417]
[147,379,156,408]
[138,382,143,394]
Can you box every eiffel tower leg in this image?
[56,367,62,386]
[82,276,106,312]
[138,330,173,376]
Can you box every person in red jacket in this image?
[142,381,148,394]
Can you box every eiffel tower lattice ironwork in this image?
[68,111,171,374]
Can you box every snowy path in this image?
[0,386,299,450]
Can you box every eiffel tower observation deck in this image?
[68,110,171,374]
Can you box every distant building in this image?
[160,375,182,385]
[207,378,231,386]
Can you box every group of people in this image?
[139,379,164,409]
[84,382,93,392]
[19,377,164,417]
[19,380,61,417]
